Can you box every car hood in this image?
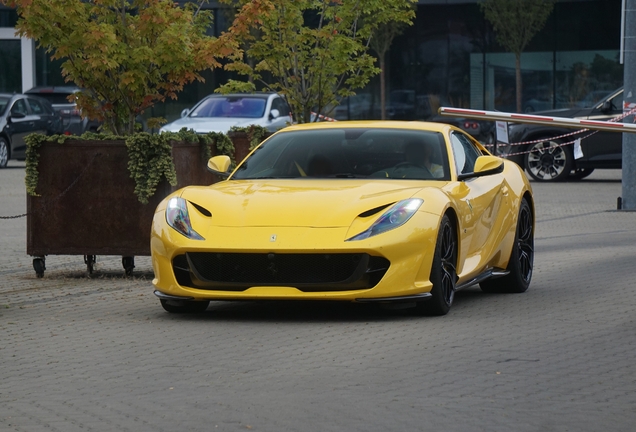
[160,117,265,134]
[179,179,446,227]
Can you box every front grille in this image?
[172,252,390,292]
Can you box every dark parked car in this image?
[428,115,496,145]
[25,86,101,135]
[0,93,63,168]
[498,87,623,181]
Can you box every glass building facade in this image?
[0,0,622,122]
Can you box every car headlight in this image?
[166,197,204,240]
[346,198,423,241]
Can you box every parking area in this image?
[1,160,635,432]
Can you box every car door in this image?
[268,96,292,131]
[6,98,34,158]
[26,97,49,134]
[447,132,507,278]
[579,89,623,166]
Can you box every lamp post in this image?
[622,0,636,209]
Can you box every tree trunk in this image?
[304,106,312,124]
[380,55,386,120]
[515,54,522,113]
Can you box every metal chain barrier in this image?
[0,152,101,220]
[482,105,636,157]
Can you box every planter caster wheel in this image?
[33,257,46,278]
[84,255,96,274]
[122,256,135,276]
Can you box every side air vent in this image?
[189,201,212,217]
[358,203,394,218]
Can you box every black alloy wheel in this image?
[416,214,457,316]
[524,139,573,182]
[480,197,534,293]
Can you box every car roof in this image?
[203,92,276,100]
[25,86,81,94]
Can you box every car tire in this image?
[0,137,9,168]
[160,299,210,313]
[480,197,534,294]
[524,139,573,182]
[416,214,457,316]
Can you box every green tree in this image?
[481,0,554,113]
[219,0,416,123]
[4,0,225,135]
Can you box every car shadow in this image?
[154,287,481,323]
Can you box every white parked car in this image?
[159,93,292,134]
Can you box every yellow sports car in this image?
[151,121,534,315]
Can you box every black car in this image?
[428,115,496,145]
[25,86,102,135]
[498,88,623,181]
[0,93,63,168]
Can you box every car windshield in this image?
[0,97,8,116]
[231,128,451,181]
[190,96,266,118]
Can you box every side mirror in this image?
[207,155,232,177]
[269,109,280,120]
[600,100,612,113]
[10,112,26,120]
[457,155,504,181]
[180,108,190,118]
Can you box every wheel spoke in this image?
[516,205,534,281]
[528,141,566,180]
[439,223,457,305]
[441,267,455,304]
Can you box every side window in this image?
[28,98,45,115]
[450,132,482,175]
[271,97,291,118]
[10,99,28,117]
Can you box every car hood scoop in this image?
[180,180,438,228]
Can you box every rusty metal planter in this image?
[26,139,217,275]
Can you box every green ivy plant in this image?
[24,131,124,197]
[25,129,232,204]
[168,127,235,163]
[229,125,271,150]
[125,133,178,204]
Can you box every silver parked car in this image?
[159,93,292,134]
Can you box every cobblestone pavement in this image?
[1,160,635,432]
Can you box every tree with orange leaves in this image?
[3,0,226,135]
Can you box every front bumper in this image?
[151,215,441,302]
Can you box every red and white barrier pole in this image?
[438,107,636,134]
